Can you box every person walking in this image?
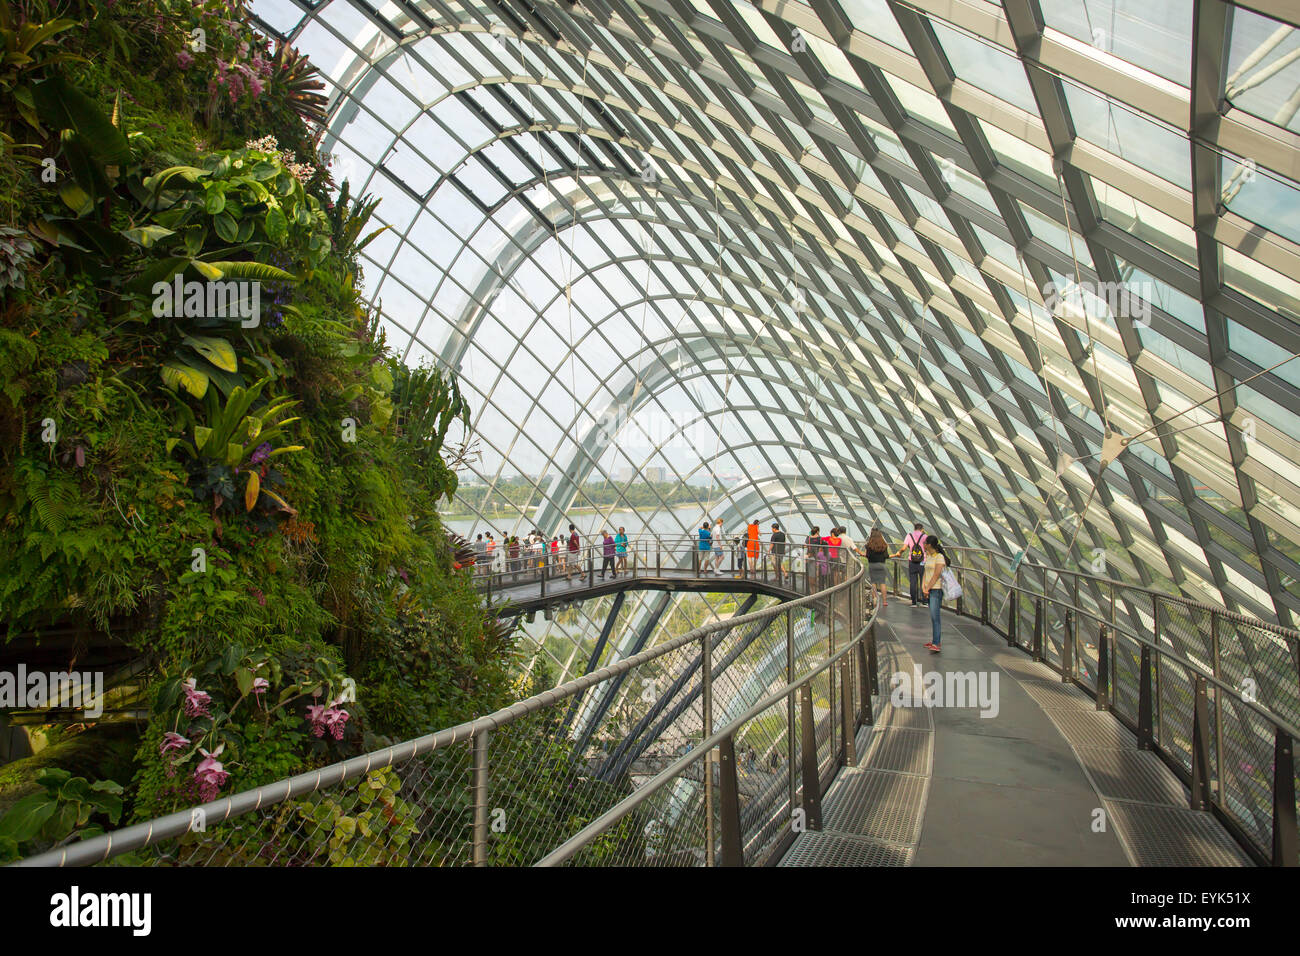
[825,527,843,583]
[697,521,713,574]
[921,534,948,653]
[894,523,928,607]
[507,535,521,578]
[804,526,821,590]
[600,529,616,579]
[770,523,787,582]
[746,518,760,577]
[711,518,726,574]
[865,527,890,608]
[615,526,629,573]
[567,524,581,581]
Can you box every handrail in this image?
[536,612,879,866]
[15,548,865,867]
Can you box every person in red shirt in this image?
[746,519,760,576]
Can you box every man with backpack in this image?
[894,522,928,607]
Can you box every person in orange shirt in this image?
[746,518,760,576]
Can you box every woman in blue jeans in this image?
[921,535,948,653]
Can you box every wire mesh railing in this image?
[14,551,868,867]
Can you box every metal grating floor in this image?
[820,769,928,844]
[862,728,932,776]
[871,701,934,731]
[1047,709,1135,750]
[780,830,914,867]
[1105,802,1252,866]
[1019,680,1097,712]
[985,653,1062,684]
[1073,746,1190,806]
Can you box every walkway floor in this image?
[477,566,799,610]
[782,601,1253,866]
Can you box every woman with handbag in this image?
[921,535,948,652]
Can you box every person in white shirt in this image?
[920,535,948,652]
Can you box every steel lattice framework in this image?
[253,0,1300,669]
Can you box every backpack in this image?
[941,567,962,601]
[908,534,924,564]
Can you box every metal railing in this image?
[468,532,846,604]
[14,551,869,867]
[906,552,1299,867]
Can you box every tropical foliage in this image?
[0,0,521,842]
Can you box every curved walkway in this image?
[783,602,1252,866]
[475,566,804,613]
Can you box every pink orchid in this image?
[252,677,270,695]
[159,731,191,756]
[195,746,229,802]
[306,701,351,739]
[182,678,212,718]
[176,50,194,69]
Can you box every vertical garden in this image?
[0,0,528,860]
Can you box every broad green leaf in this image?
[193,426,213,452]
[264,205,288,244]
[182,335,238,373]
[0,794,57,843]
[57,182,93,215]
[202,261,295,282]
[191,259,222,280]
[31,76,131,166]
[203,187,226,216]
[121,224,175,248]
[213,211,238,243]
[161,360,208,399]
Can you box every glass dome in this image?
[250,0,1300,676]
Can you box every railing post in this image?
[1095,624,1111,712]
[472,730,490,867]
[981,572,989,625]
[588,547,594,589]
[857,639,873,726]
[1211,611,1225,807]
[1062,608,1074,683]
[702,630,714,866]
[540,554,546,600]
[1007,589,1017,647]
[657,539,661,576]
[1272,729,1297,867]
[718,735,743,866]
[1190,675,1212,811]
[1153,600,1162,746]
[828,588,837,760]
[1137,644,1154,751]
[1033,597,1044,662]
[868,620,880,696]
[799,683,822,831]
[841,657,856,767]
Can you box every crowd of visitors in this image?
[470,518,956,651]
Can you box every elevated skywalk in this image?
[782,602,1253,866]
